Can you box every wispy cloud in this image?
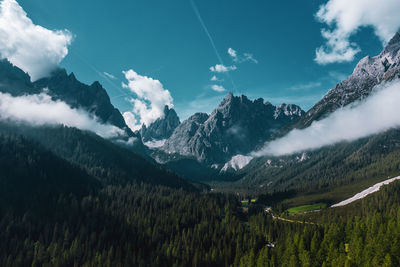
[243,53,258,64]
[210,64,237,73]
[288,82,322,91]
[0,91,124,138]
[0,0,72,81]
[211,84,226,92]
[253,80,400,157]
[228,48,258,64]
[122,69,173,131]
[103,72,117,80]
[228,48,237,59]
[315,0,400,64]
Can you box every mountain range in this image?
[140,93,304,168]
[0,32,400,193]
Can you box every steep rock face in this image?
[162,112,209,156]
[301,31,400,127]
[162,93,304,164]
[0,59,39,96]
[140,106,180,142]
[0,62,143,150]
[33,69,130,132]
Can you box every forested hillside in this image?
[2,171,400,266]
[0,122,195,190]
[221,129,400,205]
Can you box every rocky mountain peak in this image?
[0,59,36,96]
[385,31,400,51]
[140,105,180,143]
[223,91,234,102]
[161,93,304,164]
[274,104,304,120]
[300,31,400,127]
[0,61,145,152]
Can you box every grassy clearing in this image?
[287,203,327,214]
[241,198,257,205]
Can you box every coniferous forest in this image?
[2,173,400,266]
[1,127,400,266]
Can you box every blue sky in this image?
[15,0,389,122]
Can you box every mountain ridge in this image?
[140,105,180,143]
[0,59,146,153]
[160,92,304,164]
[299,31,400,127]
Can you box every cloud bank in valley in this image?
[0,91,124,138]
[122,69,174,131]
[0,0,72,81]
[253,80,400,157]
[315,0,400,64]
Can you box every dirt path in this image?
[272,215,317,225]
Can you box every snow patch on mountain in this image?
[221,155,253,172]
[331,176,400,207]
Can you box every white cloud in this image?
[228,48,237,59]
[103,72,116,80]
[315,30,361,64]
[315,0,400,64]
[210,64,237,73]
[210,75,224,82]
[144,139,166,148]
[227,48,258,64]
[122,111,139,131]
[253,80,400,157]
[0,91,124,138]
[211,84,226,92]
[243,53,258,64]
[116,136,139,146]
[122,69,173,131]
[0,0,72,81]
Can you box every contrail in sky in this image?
[189,0,237,91]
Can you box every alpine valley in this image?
[2,2,400,265]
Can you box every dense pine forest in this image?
[1,143,400,267]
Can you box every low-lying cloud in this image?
[0,0,72,81]
[122,69,173,131]
[0,91,124,138]
[253,80,400,157]
[315,0,400,64]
